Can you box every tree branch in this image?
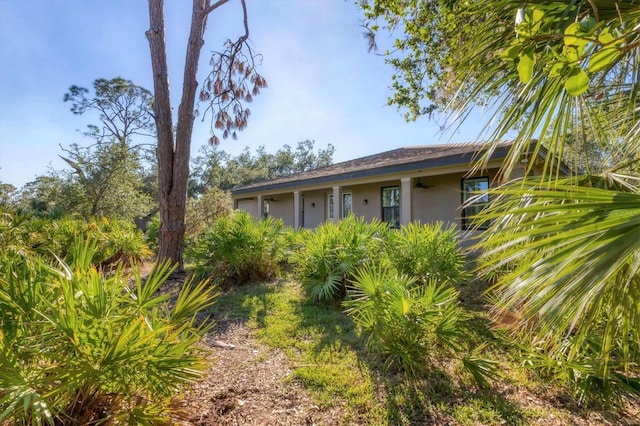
[203,0,230,15]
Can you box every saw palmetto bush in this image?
[291,215,389,303]
[362,0,638,403]
[385,221,467,284]
[478,175,640,403]
[344,265,498,382]
[187,210,286,285]
[44,216,152,266]
[0,240,216,424]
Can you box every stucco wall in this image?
[237,199,258,218]
[302,190,327,228]
[268,193,294,227]
[412,169,501,230]
[232,166,516,231]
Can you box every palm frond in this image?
[475,176,640,371]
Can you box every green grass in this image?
[209,279,632,425]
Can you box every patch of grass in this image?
[209,278,639,425]
[213,280,385,423]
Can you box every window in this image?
[381,186,400,228]
[342,192,352,218]
[327,193,334,219]
[462,177,490,230]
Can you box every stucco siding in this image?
[413,173,461,227]
[267,194,294,226]
[302,190,326,228]
[237,199,258,218]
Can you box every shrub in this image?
[45,217,152,266]
[291,215,388,303]
[145,215,161,251]
[0,210,50,259]
[185,187,233,242]
[385,221,467,284]
[0,240,216,424]
[344,265,466,376]
[187,211,285,285]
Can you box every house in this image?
[231,141,564,233]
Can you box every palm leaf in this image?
[475,176,640,372]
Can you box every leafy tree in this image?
[58,141,154,220]
[146,0,267,267]
[363,0,640,402]
[360,0,482,121]
[56,77,157,220]
[0,182,16,208]
[185,186,233,241]
[64,77,155,144]
[190,140,334,193]
[15,174,67,217]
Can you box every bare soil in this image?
[182,318,340,426]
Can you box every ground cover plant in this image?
[0,210,151,267]
[186,210,286,285]
[0,240,216,424]
[206,278,639,425]
[291,215,389,302]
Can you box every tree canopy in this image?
[190,140,335,194]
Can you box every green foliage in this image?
[344,266,470,376]
[44,216,152,266]
[186,211,285,285]
[189,140,335,194]
[21,76,158,221]
[211,277,636,423]
[185,186,233,241]
[145,215,161,251]
[64,77,155,143]
[0,182,16,209]
[13,175,68,218]
[478,175,640,404]
[0,211,151,267]
[495,317,640,406]
[360,0,482,120]
[291,215,388,303]
[0,241,215,424]
[364,0,640,407]
[57,140,155,220]
[385,221,467,284]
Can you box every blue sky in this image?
[0,0,486,189]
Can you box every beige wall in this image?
[232,165,516,231]
[302,190,327,228]
[268,194,294,227]
[237,198,258,219]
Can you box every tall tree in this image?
[64,77,155,144]
[146,0,266,266]
[58,141,154,220]
[60,77,156,220]
[0,182,17,209]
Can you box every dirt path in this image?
[182,317,340,425]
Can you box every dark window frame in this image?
[342,192,352,218]
[461,177,490,230]
[381,185,400,228]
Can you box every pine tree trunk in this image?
[146,0,181,267]
[146,0,219,267]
